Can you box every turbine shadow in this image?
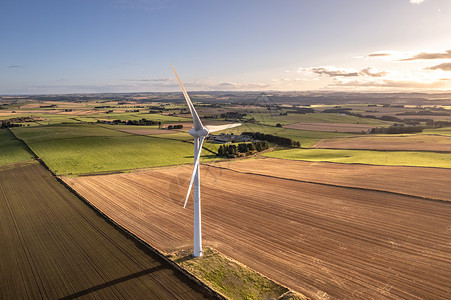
[174,254,195,264]
[60,264,165,299]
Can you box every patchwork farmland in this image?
[64,159,451,299]
[2,94,451,299]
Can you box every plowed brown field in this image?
[64,159,451,299]
[0,162,214,299]
[210,158,451,202]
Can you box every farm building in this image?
[207,133,254,144]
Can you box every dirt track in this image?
[65,159,451,299]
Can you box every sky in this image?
[1,0,451,94]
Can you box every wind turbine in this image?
[172,65,241,257]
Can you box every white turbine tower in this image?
[172,65,241,257]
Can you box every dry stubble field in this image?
[64,158,451,299]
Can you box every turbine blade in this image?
[171,65,204,131]
[183,137,205,208]
[205,123,241,133]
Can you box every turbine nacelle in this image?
[189,127,209,138]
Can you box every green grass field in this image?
[0,129,34,166]
[148,131,192,140]
[263,148,451,168]
[33,114,81,125]
[12,124,217,175]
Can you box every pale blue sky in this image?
[1,0,450,94]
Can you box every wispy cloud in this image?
[300,66,359,77]
[8,65,26,69]
[367,53,391,57]
[363,49,451,61]
[410,0,425,4]
[218,82,238,86]
[426,63,451,71]
[359,67,388,77]
[300,66,388,78]
[399,49,451,61]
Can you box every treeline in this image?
[0,116,41,128]
[167,124,183,129]
[217,141,270,158]
[0,121,22,129]
[370,125,423,134]
[286,107,315,114]
[242,132,301,148]
[99,118,160,126]
[220,112,247,119]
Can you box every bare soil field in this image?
[210,158,451,202]
[285,122,376,133]
[313,135,451,152]
[0,162,213,299]
[65,160,451,299]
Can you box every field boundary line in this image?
[205,163,451,204]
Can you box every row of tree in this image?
[220,112,248,119]
[167,124,183,129]
[217,141,270,158]
[242,132,301,148]
[106,118,159,126]
[370,125,423,134]
[0,121,22,129]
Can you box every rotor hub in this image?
[189,127,209,138]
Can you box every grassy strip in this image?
[169,248,307,300]
[263,148,451,168]
[0,129,34,166]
